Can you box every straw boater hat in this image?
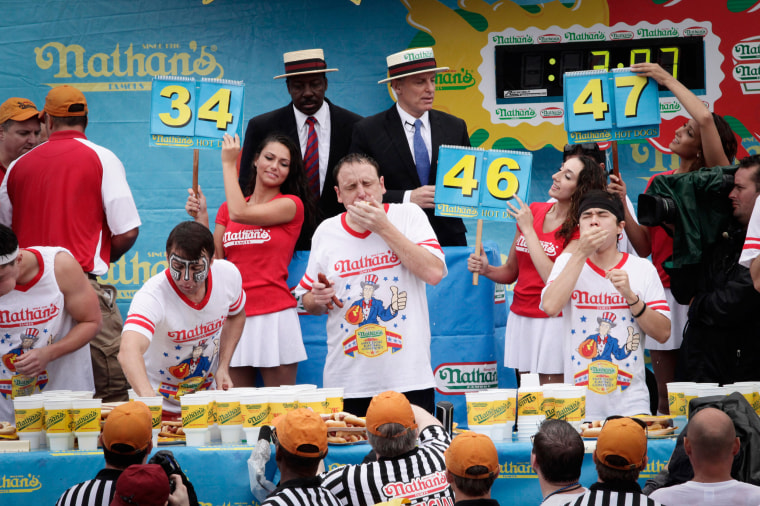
[274,49,338,79]
[378,47,449,84]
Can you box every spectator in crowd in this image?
[649,407,760,504]
[350,47,470,246]
[541,190,670,420]
[321,390,454,505]
[530,420,587,505]
[0,97,40,183]
[55,401,153,506]
[0,224,101,422]
[678,155,760,384]
[468,155,606,385]
[568,417,663,506]
[444,432,500,505]
[0,85,141,402]
[186,133,311,387]
[111,464,189,506]
[607,62,737,415]
[261,408,341,506]
[118,221,245,418]
[239,48,362,249]
[295,154,445,415]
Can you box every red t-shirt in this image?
[215,194,303,316]
[510,202,579,318]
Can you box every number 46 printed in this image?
[434,146,533,222]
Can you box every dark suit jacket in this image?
[349,105,470,246]
[239,98,362,250]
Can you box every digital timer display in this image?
[495,36,705,103]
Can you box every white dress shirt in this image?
[396,103,432,203]
[294,102,331,191]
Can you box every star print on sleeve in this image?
[175,345,181,350]
[580,316,587,323]
[163,352,169,357]
[159,369,165,375]
[393,276,399,282]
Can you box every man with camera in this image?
[678,155,760,385]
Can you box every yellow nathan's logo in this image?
[35,40,225,91]
[588,360,619,394]
[499,461,537,479]
[342,324,402,358]
[0,474,42,494]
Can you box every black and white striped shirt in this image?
[262,476,343,506]
[564,482,664,506]
[55,468,122,506]
[321,425,454,506]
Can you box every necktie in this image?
[413,119,430,185]
[304,117,320,197]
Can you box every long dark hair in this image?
[244,133,317,230]
[687,113,738,172]
[556,155,608,245]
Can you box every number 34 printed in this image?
[150,78,244,141]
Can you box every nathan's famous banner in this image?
[1,0,758,314]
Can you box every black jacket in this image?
[674,220,760,384]
[349,105,470,246]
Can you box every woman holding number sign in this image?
[186,133,315,387]
[468,156,606,385]
[607,62,737,414]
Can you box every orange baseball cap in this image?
[366,390,417,436]
[42,85,88,118]
[0,98,40,124]
[101,401,153,454]
[273,408,328,458]
[445,432,499,479]
[595,418,647,470]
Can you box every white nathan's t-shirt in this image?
[542,253,670,420]
[0,247,94,422]
[740,196,760,267]
[123,260,245,412]
[295,204,446,398]
[649,479,760,505]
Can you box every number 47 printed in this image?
[563,68,660,143]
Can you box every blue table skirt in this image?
[0,437,676,505]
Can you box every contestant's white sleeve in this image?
[123,289,164,341]
[401,203,447,277]
[91,142,141,235]
[641,260,670,319]
[740,196,760,267]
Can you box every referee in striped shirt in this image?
[55,401,154,506]
[262,408,342,506]
[321,390,454,506]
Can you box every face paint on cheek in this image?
[193,256,209,283]
[169,254,209,283]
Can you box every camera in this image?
[149,450,182,493]
[637,168,735,228]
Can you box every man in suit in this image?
[239,49,362,250]
[350,47,470,246]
